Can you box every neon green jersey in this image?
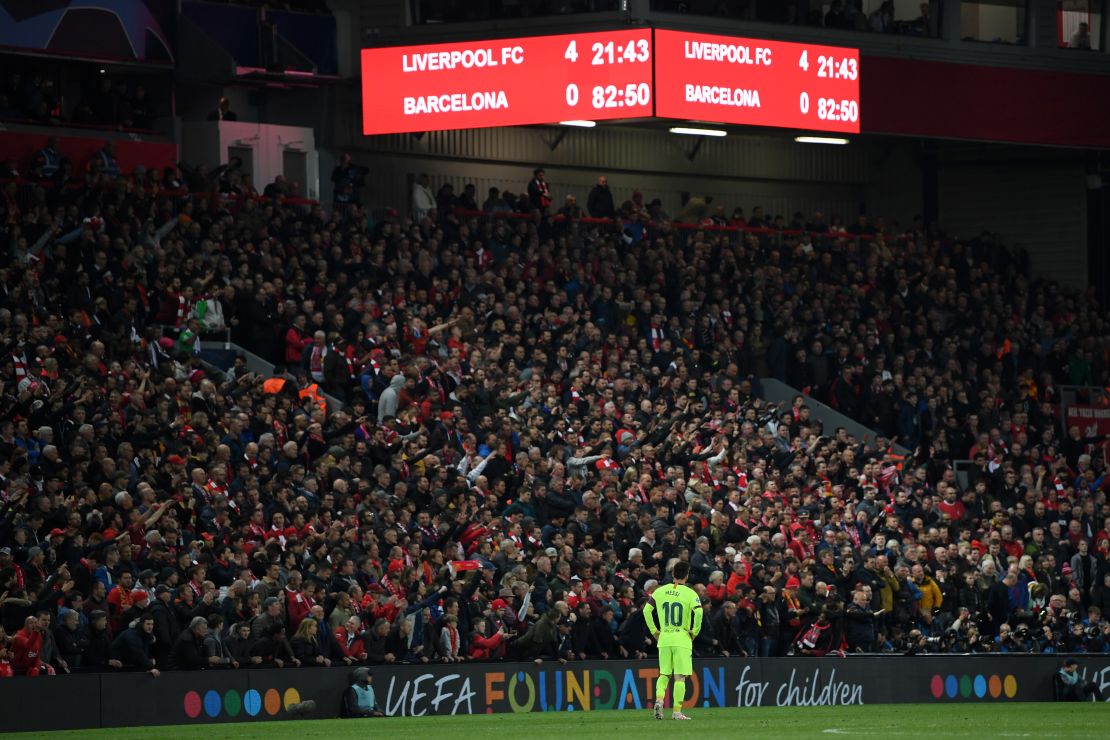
[643,583,702,648]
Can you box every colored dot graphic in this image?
[224,690,242,717]
[182,687,306,719]
[264,689,282,715]
[930,674,1017,701]
[243,689,262,716]
[204,690,222,718]
[183,691,202,719]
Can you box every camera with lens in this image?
[1015,625,1030,639]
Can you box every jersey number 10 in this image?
[661,602,685,628]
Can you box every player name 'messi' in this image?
[404,91,509,115]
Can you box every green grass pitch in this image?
[10,703,1108,739]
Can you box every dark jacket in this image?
[168,630,207,670]
[587,185,615,219]
[54,623,88,669]
[82,625,114,669]
[291,635,323,665]
[844,602,876,650]
[110,626,156,670]
[150,600,180,666]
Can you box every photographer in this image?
[1056,658,1105,701]
[995,623,1031,653]
[331,153,366,208]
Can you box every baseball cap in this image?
[785,577,801,589]
[0,547,11,557]
[155,584,172,597]
[49,527,66,537]
[131,589,149,601]
[491,598,509,611]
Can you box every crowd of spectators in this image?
[0,149,1109,678]
[0,65,160,132]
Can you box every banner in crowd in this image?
[2,656,1108,732]
[1064,405,1110,437]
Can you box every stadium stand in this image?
[0,138,1108,679]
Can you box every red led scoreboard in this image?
[654,30,860,134]
[361,29,653,135]
[361,29,860,136]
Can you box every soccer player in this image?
[643,561,702,720]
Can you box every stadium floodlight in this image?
[558,120,597,127]
[669,126,727,137]
[794,136,850,145]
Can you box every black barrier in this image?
[1,656,1109,732]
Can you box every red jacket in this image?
[285,588,314,630]
[726,566,750,598]
[469,630,504,660]
[334,626,367,660]
[284,326,311,364]
[12,627,43,675]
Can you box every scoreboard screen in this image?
[360,29,860,135]
[361,29,653,135]
[653,30,861,134]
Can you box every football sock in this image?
[655,675,670,704]
[672,680,686,710]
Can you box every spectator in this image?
[527,168,551,212]
[1071,22,1092,50]
[331,153,367,208]
[587,176,615,219]
[208,96,238,121]
[226,621,260,667]
[412,173,436,221]
[110,615,159,676]
[291,617,331,666]
[168,616,210,670]
[203,614,237,668]
[54,609,86,670]
[335,614,368,664]
[11,615,46,676]
[149,584,180,667]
